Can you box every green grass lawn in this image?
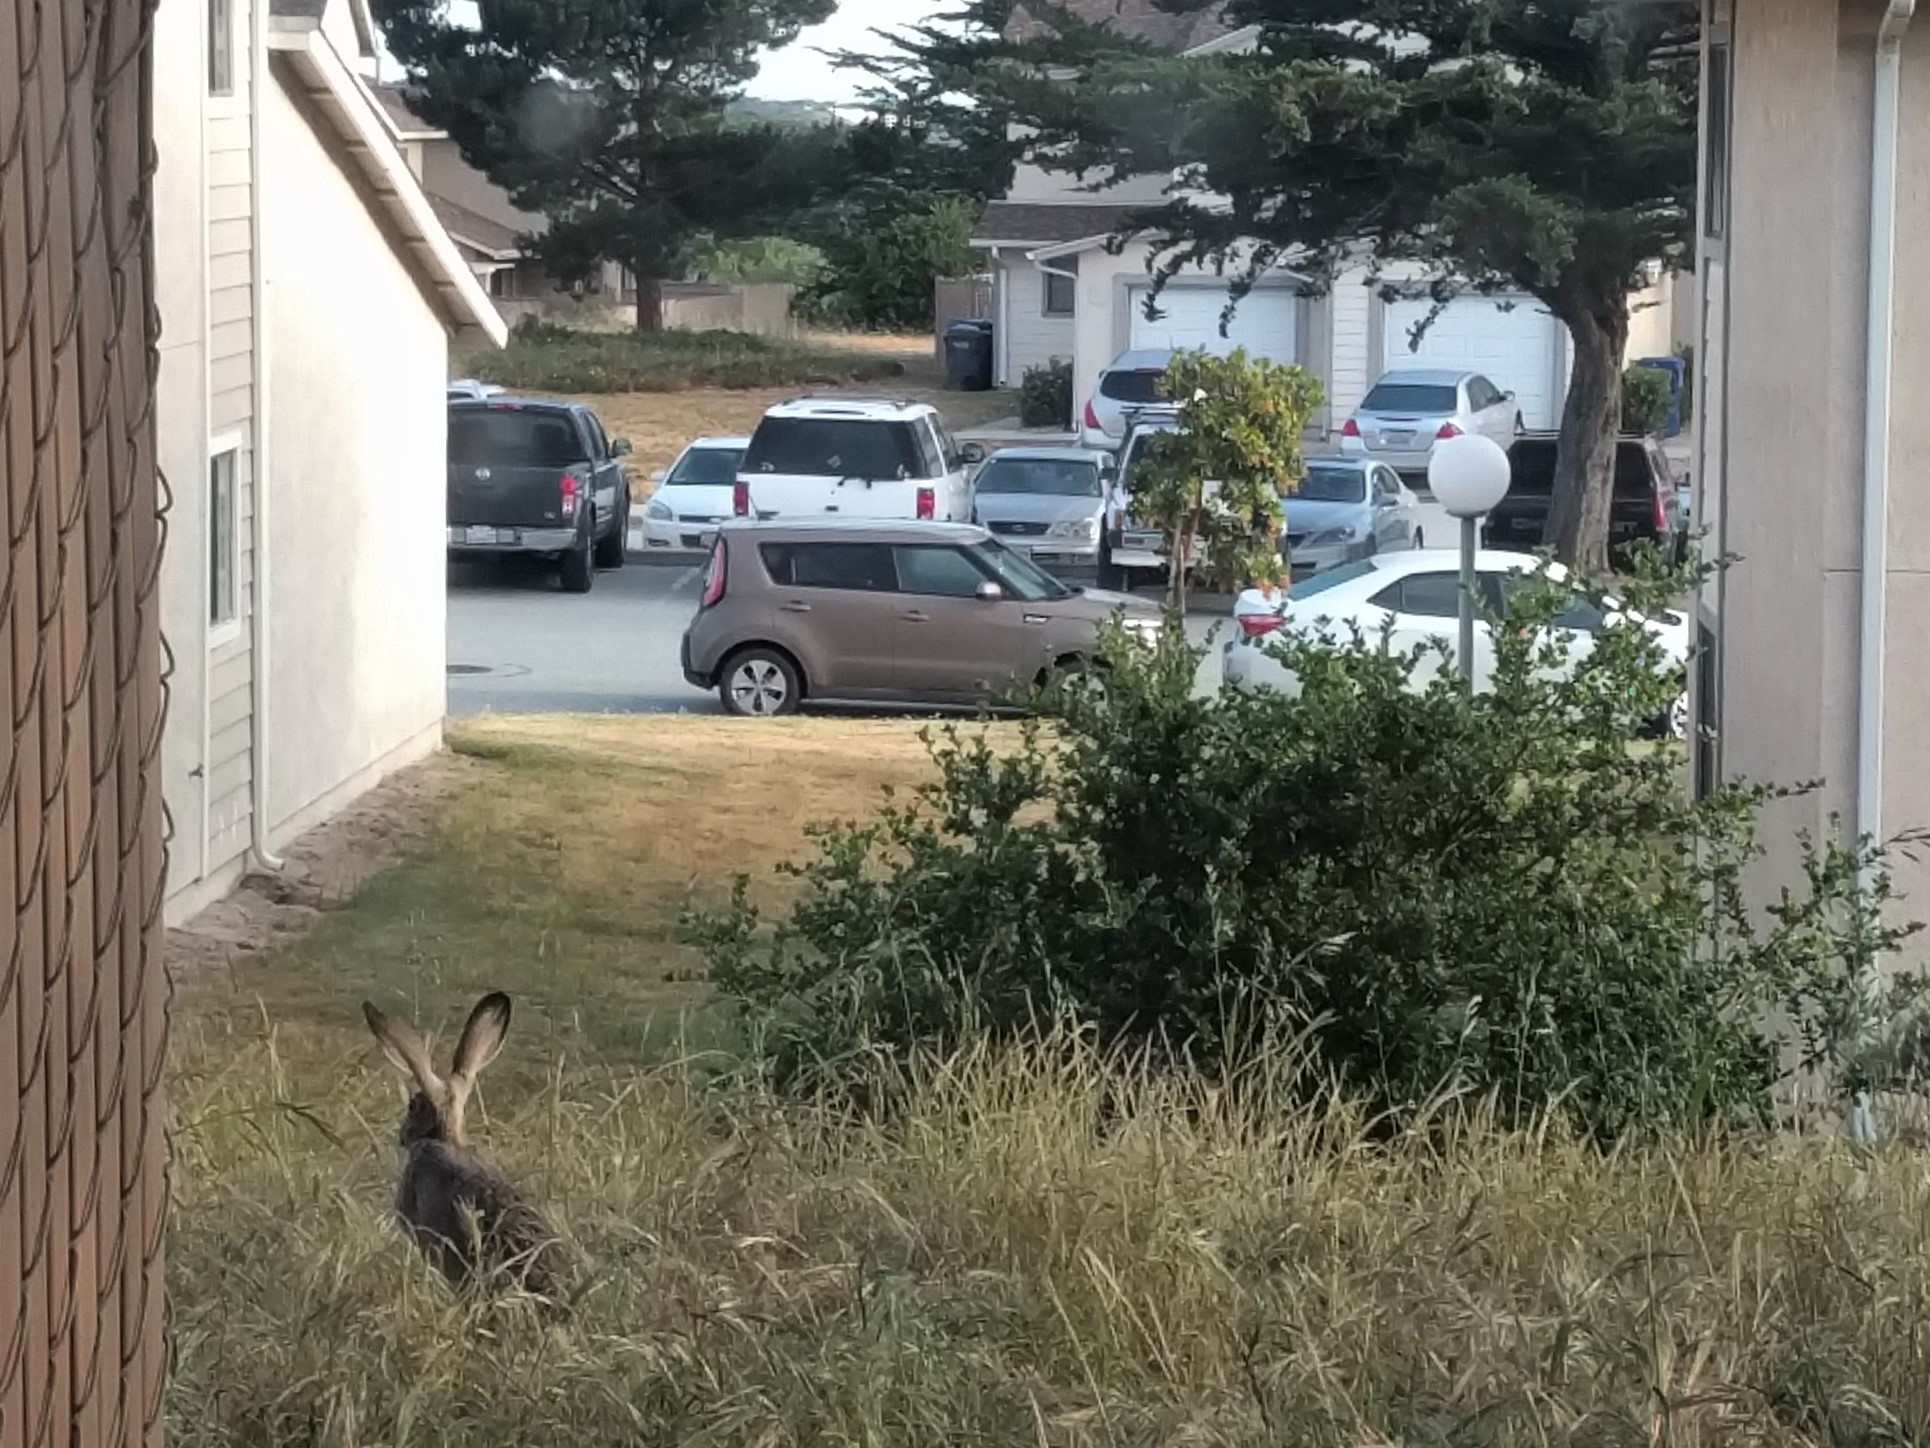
[166,716,1930,1447]
[456,325,922,394]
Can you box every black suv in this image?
[1483,433,1678,568]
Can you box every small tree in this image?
[1131,348,1323,612]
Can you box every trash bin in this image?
[1634,356,1685,438]
[944,318,995,392]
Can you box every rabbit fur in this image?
[362,992,560,1292]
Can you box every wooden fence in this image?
[1,0,170,1440]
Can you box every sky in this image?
[747,0,952,102]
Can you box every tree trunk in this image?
[1544,305,1630,574]
[635,274,664,334]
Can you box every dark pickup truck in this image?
[447,397,633,592]
[1483,433,1678,568]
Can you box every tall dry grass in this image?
[168,1017,1930,1447]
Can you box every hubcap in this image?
[730,658,788,715]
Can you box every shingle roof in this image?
[972,200,1149,245]
[365,81,443,137]
[427,194,524,258]
[1005,0,1234,50]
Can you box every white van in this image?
[733,397,981,523]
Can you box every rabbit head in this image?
[362,992,513,1148]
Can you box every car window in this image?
[1487,573,1609,632]
[1120,427,1175,488]
[449,409,589,467]
[1297,465,1367,503]
[974,457,1104,497]
[1289,558,1380,599]
[932,416,963,472]
[1361,383,1459,413]
[1099,369,1166,403]
[969,539,1072,602]
[666,446,746,485]
[1506,440,1661,499]
[1465,377,1496,410]
[1372,572,1465,619]
[760,542,894,591]
[911,422,944,480]
[582,411,610,459]
[894,545,991,598]
[1374,468,1401,501]
[744,418,921,481]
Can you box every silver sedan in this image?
[1284,457,1425,576]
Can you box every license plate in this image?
[1380,432,1414,448]
[464,525,500,545]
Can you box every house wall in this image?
[1700,0,1930,920]
[155,0,260,921]
[262,64,448,842]
[997,253,1078,387]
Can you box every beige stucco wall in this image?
[261,64,448,845]
[1703,0,1930,921]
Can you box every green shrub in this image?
[459,325,907,393]
[697,567,1927,1139]
[801,195,979,332]
[1019,358,1072,428]
[1622,364,1673,435]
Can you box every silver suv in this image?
[680,520,1158,716]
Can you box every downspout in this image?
[247,0,285,872]
[992,246,1010,388]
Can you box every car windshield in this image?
[1297,465,1367,503]
[1289,558,1381,600]
[1361,383,1458,413]
[974,457,1103,497]
[1507,440,1656,498]
[744,417,920,480]
[666,446,745,485]
[1099,369,1166,403]
[449,409,586,467]
[971,539,1073,602]
[1120,427,1175,486]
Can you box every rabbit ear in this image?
[363,1001,445,1097]
[450,992,512,1084]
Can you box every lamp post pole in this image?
[1426,434,1513,696]
[1459,511,1479,695]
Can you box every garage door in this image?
[1381,293,1563,429]
[1129,284,1298,362]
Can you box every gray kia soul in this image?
[680,519,1158,716]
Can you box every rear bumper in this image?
[641,516,720,552]
[448,524,577,553]
[680,633,712,689]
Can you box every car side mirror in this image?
[960,442,986,466]
[612,438,632,456]
[975,580,1004,602]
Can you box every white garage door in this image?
[1381,294,1563,429]
[1129,284,1298,362]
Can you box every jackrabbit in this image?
[362,991,559,1291]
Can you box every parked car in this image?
[968,446,1116,568]
[1339,368,1521,478]
[1285,457,1424,575]
[681,520,1159,717]
[1081,347,1175,448]
[732,397,982,524]
[447,397,632,592]
[641,435,750,553]
[447,378,504,401]
[1483,433,1676,569]
[1105,408,1183,586]
[1220,549,1689,735]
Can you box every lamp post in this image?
[1426,433,1513,693]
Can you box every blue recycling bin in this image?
[1635,356,1685,438]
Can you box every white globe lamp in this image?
[1425,432,1512,693]
[1427,433,1512,519]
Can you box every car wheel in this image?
[595,495,628,569]
[1097,544,1125,591]
[721,648,800,717]
[1046,656,1109,709]
[559,517,595,593]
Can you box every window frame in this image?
[1703,38,1731,241]
[892,544,995,599]
[207,0,236,102]
[207,435,242,644]
[1372,571,1466,620]
[1042,262,1077,318]
[760,541,897,593]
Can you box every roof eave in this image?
[268,27,508,346]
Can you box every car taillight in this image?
[560,474,579,518]
[732,479,750,517]
[1341,417,1361,438]
[1436,421,1463,440]
[700,540,727,608]
[916,486,935,520]
[1084,398,1101,431]
[1237,612,1286,640]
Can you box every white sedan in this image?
[640,436,751,553]
[1220,550,1689,734]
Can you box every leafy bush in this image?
[1622,364,1673,435]
[1019,358,1072,429]
[462,325,908,393]
[690,235,826,286]
[801,195,979,332]
[699,569,1926,1139]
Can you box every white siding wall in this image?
[1327,269,1376,423]
[262,64,448,841]
[997,255,1076,387]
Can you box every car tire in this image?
[595,495,628,570]
[1045,656,1109,708]
[720,647,801,717]
[1097,544,1126,591]
[559,518,595,594]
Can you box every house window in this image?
[1703,41,1730,240]
[488,269,510,299]
[209,447,238,629]
[208,0,233,96]
[1043,260,1077,317]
